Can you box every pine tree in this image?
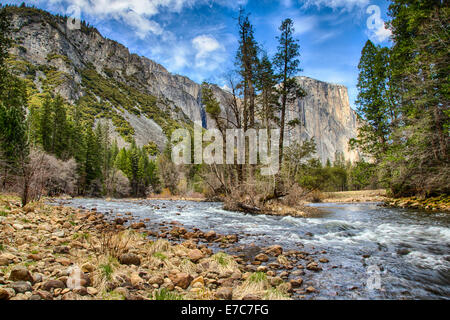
[351,40,394,159]
[40,94,52,152]
[236,9,259,130]
[51,95,68,158]
[273,18,303,191]
[255,53,279,130]
[385,0,449,196]
[0,8,29,193]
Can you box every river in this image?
[55,199,450,300]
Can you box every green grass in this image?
[0,243,4,251]
[103,290,126,300]
[0,211,8,217]
[153,288,184,300]
[249,272,267,283]
[100,263,114,280]
[73,232,90,241]
[152,252,167,260]
[212,252,231,266]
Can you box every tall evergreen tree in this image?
[385,0,449,196]
[273,18,303,191]
[236,9,259,130]
[255,53,279,130]
[351,40,394,159]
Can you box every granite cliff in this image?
[286,76,360,163]
[6,6,359,163]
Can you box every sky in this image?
[6,0,393,108]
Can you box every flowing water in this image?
[56,199,450,300]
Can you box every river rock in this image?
[191,276,204,287]
[290,278,303,288]
[9,266,34,283]
[0,253,16,266]
[130,273,144,287]
[216,287,233,300]
[42,279,65,291]
[11,281,32,293]
[118,253,141,266]
[270,276,283,286]
[0,287,12,300]
[306,262,322,272]
[81,263,95,273]
[306,286,316,293]
[87,287,98,295]
[131,222,146,229]
[265,245,283,257]
[255,253,269,262]
[53,246,70,254]
[188,249,204,262]
[168,272,192,289]
[204,231,217,241]
[73,286,88,296]
[148,275,164,286]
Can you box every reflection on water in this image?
[55,199,450,300]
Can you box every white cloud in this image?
[44,0,199,37]
[292,16,318,35]
[302,0,369,11]
[192,35,224,69]
[192,35,221,59]
[367,22,391,43]
[120,10,163,38]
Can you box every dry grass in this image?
[233,272,292,300]
[323,189,387,203]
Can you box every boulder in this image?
[290,278,303,288]
[204,231,217,241]
[265,245,283,257]
[11,281,32,294]
[215,287,233,300]
[42,279,66,291]
[131,222,146,229]
[188,249,204,262]
[9,266,34,283]
[306,262,322,272]
[191,276,204,288]
[118,253,141,266]
[306,286,316,293]
[255,253,269,262]
[168,272,192,289]
[148,275,164,286]
[0,287,12,300]
[130,273,144,287]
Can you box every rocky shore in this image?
[0,195,326,300]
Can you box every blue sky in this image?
[7,0,392,108]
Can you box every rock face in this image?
[7,7,360,163]
[286,77,361,163]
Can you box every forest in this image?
[0,1,448,208]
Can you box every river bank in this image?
[320,190,387,203]
[384,195,450,212]
[0,194,321,300]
